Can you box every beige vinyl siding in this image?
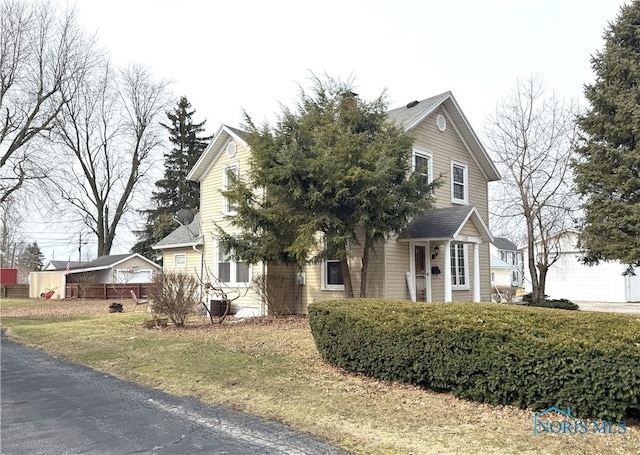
[429,243,446,301]
[383,240,411,300]
[162,247,202,277]
[199,139,253,250]
[411,106,489,219]
[479,243,491,301]
[410,107,492,302]
[301,262,345,311]
[459,222,480,238]
[363,239,385,298]
[198,139,263,311]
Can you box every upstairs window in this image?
[412,149,433,185]
[223,163,239,214]
[451,161,468,204]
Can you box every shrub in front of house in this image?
[308,299,640,420]
[147,271,200,327]
[521,292,580,310]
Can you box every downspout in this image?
[260,261,266,316]
[192,241,204,304]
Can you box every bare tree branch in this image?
[47,60,170,256]
[0,1,97,203]
[486,75,579,303]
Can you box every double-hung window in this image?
[217,243,250,285]
[450,243,469,290]
[223,163,239,214]
[451,160,468,204]
[412,148,433,186]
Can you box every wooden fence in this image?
[0,284,29,298]
[65,283,154,301]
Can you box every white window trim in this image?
[321,258,345,291]
[222,162,239,215]
[174,253,186,268]
[412,148,433,185]
[451,243,470,290]
[451,160,469,205]
[215,240,251,286]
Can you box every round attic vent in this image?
[226,141,237,158]
[436,114,446,132]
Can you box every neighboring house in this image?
[29,253,161,299]
[522,230,640,303]
[160,91,500,315]
[490,255,513,288]
[490,237,523,287]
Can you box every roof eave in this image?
[153,239,203,250]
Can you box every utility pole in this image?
[78,233,88,266]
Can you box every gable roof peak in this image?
[387,91,500,183]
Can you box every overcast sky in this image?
[32,0,628,261]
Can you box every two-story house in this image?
[490,237,524,288]
[155,91,500,315]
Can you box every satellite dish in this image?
[176,208,194,225]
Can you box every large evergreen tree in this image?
[221,75,440,297]
[133,97,211,260]
[574,2,640,266]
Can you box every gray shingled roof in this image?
[153,213,202,249]
[398,206,476,239]
[224,124,248,139]
[44,260,82,270]
[386,92,450,127]
[80,254,132,268]
[492,237,518,251]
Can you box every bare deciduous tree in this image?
[48,62,170,256]
[0,0,95,203]
[485,76,579,304]
[0,197,24,267]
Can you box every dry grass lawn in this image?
[1,298,639,455]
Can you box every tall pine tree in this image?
[133,97,211,260]
[574,2,640,266]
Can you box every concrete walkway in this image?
[575,301,640,315]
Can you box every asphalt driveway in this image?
[0,332,346,455]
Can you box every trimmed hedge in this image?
[308,299,640,420]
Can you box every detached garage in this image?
[29,253,161,300]
[523,231,640,303]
